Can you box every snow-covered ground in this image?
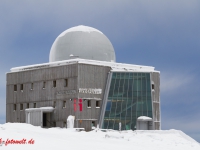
[0,123,199,150]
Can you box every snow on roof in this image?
[137,116,153,121]
[59,25,103,37]
[25,107,54,112]
[10,58,158,73]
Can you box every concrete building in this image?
[6,25,160,131]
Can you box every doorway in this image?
[43,113,51,128]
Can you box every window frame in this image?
[43,81,46,89]
[13,104,16,111]
[20,84,23,91]
[14,84,17,92]
[20,104,23,111]
[64,79,68,87]
[96,101,100,108]
[63,101,66,108]
[87,100,91,108]
[31,83,33,90]
[53,80,56,88]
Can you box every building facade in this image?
[6,26,160,131]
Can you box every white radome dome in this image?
[49,25,116,62]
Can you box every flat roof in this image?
[25,107,54,112]
[10,58,159,73]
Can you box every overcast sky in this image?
[0,1,200,142]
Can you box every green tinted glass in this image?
[103,72,152,130]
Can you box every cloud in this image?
[161,72,194,93]
[162,112,200,142]
[0,96,6,119]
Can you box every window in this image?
[87,100,91,108]
[31,83,33,90]
[13,104,16,111]
[14,85,17,92]
[27,103,29,109]
[53,101,56,108]
[20,104,23,110]
[152,84,155,90]
[64,79,68,87]
[91,121,95,127]
[43,82,46,89]
[53,80,56,88]
[20,84,23,91]
[34,103,36,108]
[96,101,100,107]
[63,101,66,108]
[63,122,66,128]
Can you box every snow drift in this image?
[0,123,199,150]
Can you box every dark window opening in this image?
[91,121,95,127]
[152,84,155,90]
[14,85,17,92]
[53,80,56,88]
[64,79,68,87]
[63,122,66,128]
[13,104,16,111]
[20,84,23,91]
[43,113,47,127]
[43,82,46,89]
[96,101,100,107]
[27,103,29,108]
[20,104,23,110]
[63,101,66,108]
[34,103,36,108]
[53,101,56,108]
[31,83,33,90]
[87,100,91,108]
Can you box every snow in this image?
[67,115,75,128]
[10,58,156,73]
[25,107,54,112]
[137,116,153,121]
[0,123,199,150]
[59,25,103,37]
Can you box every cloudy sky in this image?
[0,1,200,142]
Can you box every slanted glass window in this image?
[53,80,56,88]
[87,100,91,108]
[103,72,152,130]
[64,79,68,87]
[14,85,17,92]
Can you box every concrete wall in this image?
[151,72,161,130]
[6,63,110,131]
[25,111,41,126]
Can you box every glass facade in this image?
[102,72,152,130]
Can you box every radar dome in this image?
[49,25,116,62]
